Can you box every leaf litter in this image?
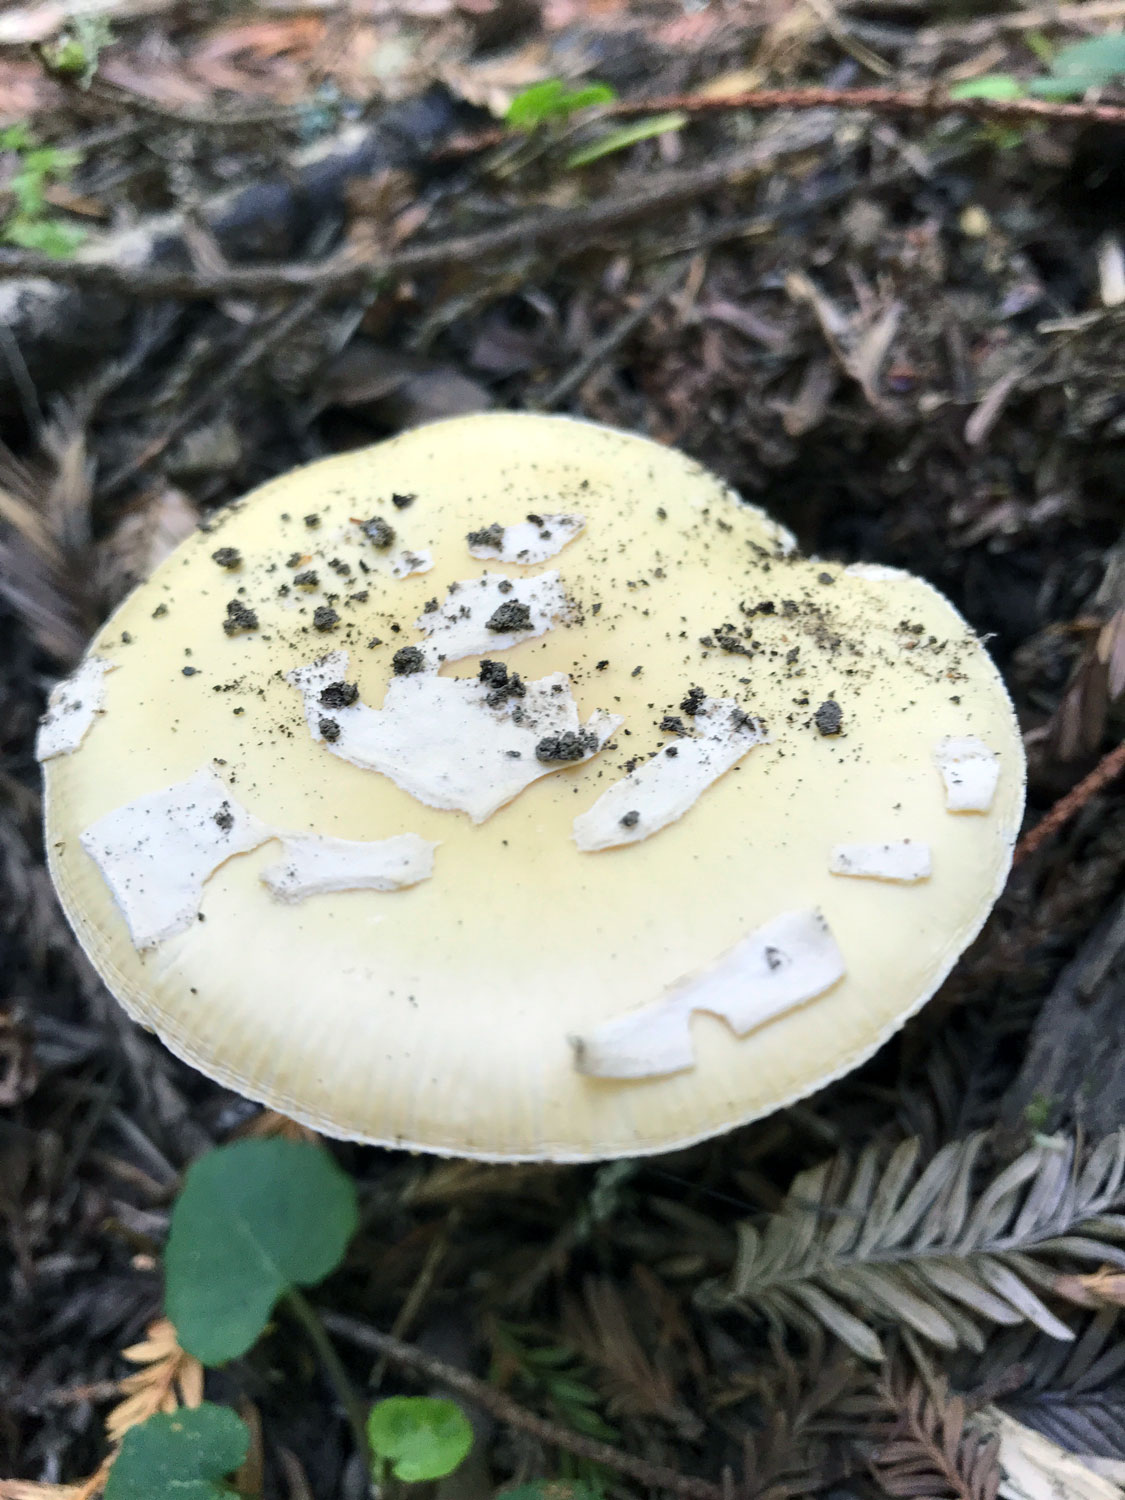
[4,0,1125,1495]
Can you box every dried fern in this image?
[971,1310,1125,1460]
[871,1368,1000,1500]
[728,1334,869,1500]
[706,1132,1125,1359]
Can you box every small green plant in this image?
[505,78,685,169]
[367,1396,474,1484]
[164,1136,359,1364]
[505,79,617,130]
[42,14,114,87]
[0,124,85,258]
[565,113,687,169]
[103,1405,249,1500]
[491,1322,616,1442]
[949,29,1125,107]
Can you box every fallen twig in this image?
[0,120,833,305]
[96,287,330,497]
[1014,737,1125,864]
[442,83,1125,160]
[530,259,690,411]
[322,1311,724,1500]
[607,85,1125,130]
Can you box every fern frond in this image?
[872,1369,1000,1500]
[707,1132,1125,1359]
[972,1310,1125,1459]
[105,1317,203,1445]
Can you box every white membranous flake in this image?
[466,514,585,565]
[79,766,274,950]
[572,698,766,852]
[261,832,436,903]
[414,571,568,666]
[843,562,912,583]
[934,736,1000,813]
[829,841,931,882]
[573,910,846,1079]
[36,657,115,761]
[288,651,621,823]
[390,549,432,579]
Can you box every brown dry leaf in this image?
[105,1317,204,1446]
[233,1399,265,1497]
[0,0,170,46]
[1098,607,1125,702]
[1054,1267,1125,1309]
[193,17,326,65]
[0,1460,110,1500]
[439,38,552,114]
[96,485,200,604]
[562,1275,699,1432]
[238,1109,321,1144]
[786,271,900,412]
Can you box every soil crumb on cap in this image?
[486,600,533,633]
[361,517,396,548]
[467,523,504,549]
[393,646,426,676]
[223,600,259,634]
[211,547,241,570]
[814,699,843,735]
[536,729,597,763]
[319,681,358,709]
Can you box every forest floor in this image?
[3,1,1125,1497]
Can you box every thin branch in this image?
[285,1289,372,1472]
[96,286,330,497]
[442,84,1125,158]
[1014,738,1125,864]
[530,258,689,411]
[322,1311,724,1500]
[606,86,1125,129]
[0,121,832,303]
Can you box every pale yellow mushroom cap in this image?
[41,414,1025,1161]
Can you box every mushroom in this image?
[39,414,1024,1162]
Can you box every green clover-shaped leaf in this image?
[165,1138,358,1365]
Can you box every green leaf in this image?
[1023,30,1055,66]
[164,1138,358,1365]
[1028,32,1125,96]
[505,79,616,130]
[949,74,1025,100]
[104,1405,249,1500]
[2,216,85,258]
[0,123,32,151]
[366,1397,473,1483]
[565,112,687,168]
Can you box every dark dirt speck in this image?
[814,699,843,735]
[319,681,358,709]
[393,646,426,675]
[222,600,258,635]
[361,516,396,548]
[536,730,596,763]
[486,601,532,633]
